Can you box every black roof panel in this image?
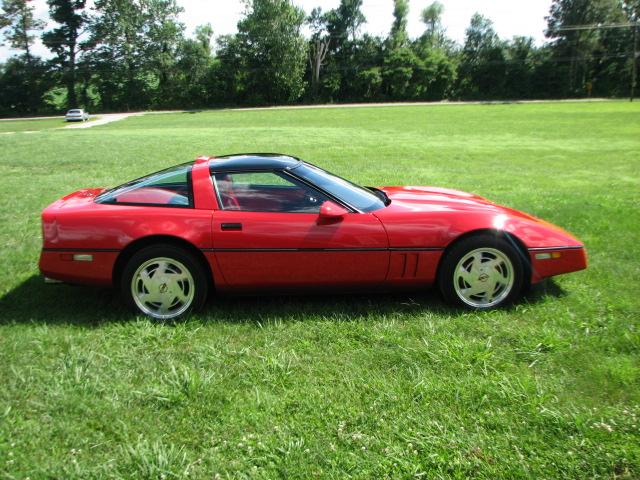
[209,153,302,172]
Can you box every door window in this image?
[213,171,329,213]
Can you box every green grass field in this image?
[0,117,68,133]
[0,101,638,479]
[0,116,102,133]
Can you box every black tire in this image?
[438,234,525,310]
[121,244,208,320]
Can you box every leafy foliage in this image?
[235,0,307,105]
[0,0,44,65]
[0,0,638,114]
[41,0,89,109]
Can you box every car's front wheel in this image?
[121,245,208,320]
[438,234,525,310]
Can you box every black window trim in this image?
[283,170,361,213]
[211,168,360,214]
[95,164,195,209]
[289,163,385,213]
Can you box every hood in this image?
[383,185,489,203]
[380,185,534,218]
[374,186,582,249]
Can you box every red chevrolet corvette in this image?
[39,154,587,319]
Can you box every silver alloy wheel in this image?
[130,257,195,319]
[453,247,515,308]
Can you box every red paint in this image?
[39,158,587,291]
[39,251,117,286]
[529,248,588,283]
[211,209,388,289]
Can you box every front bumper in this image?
[528,246,587,283]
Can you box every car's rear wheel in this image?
[438,234,525,310]
[121,245,208,320]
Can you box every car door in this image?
[210,170,389,290]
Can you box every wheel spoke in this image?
[157,295,175,314]
[483,279,499,302]
[167,273,190,283]
[462,284,488,297]
[494,266,509,284]
[469,252,482,274]
[140,269,155,292]
[174,288,189,304]
[458,265,474,284]
[156,260,169,275]
[139,291,160,304]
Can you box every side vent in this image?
[387,250,442,283]
[390,253,420,279]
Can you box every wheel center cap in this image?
[478,273,489,282]
[159,283,168,293]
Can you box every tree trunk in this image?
[309,38,329,98]
[21,14,32,68]
[67,38,78,108]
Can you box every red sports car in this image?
[39,154,587,319]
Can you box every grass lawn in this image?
[0,101,638,479]
[0,117,67,133]
[0,116,102,133]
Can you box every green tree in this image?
[324,0,367,101]
[411,2,456,101]
[0,0,49,114]
[326,0,365,43]
[210,34,245,105]
[0,0,45,67]
[0,56,53,114]
[421,1,444,47]
[145,0,184,107]
[236,0,307,104]
[382,47,419,99]
[412,47,456,100]
[90,0,148,110]
[382,0,414,99]
[389,0,409,49]
[545,0,626,96]
[457,13,506,99]
[306,7,331,99]
[90,0,184,110]
[42,0,89,109]
[503,36,537,99]
[173,24,214,107]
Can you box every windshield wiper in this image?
[366,186,391,206]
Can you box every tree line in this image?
[0,0,638,116]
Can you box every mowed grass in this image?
[0,101,638,479]
[0,117,68,133]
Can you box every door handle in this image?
[221,223,242,231]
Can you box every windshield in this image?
[292,163,386,212]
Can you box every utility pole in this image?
[632,21,638,102]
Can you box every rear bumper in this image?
[528,246,587,283]
[39,250,117,286]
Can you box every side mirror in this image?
[318,200,348,222]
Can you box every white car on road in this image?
[65,109,89,122]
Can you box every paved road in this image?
[0,99,611,126]
[64,112,144,129]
